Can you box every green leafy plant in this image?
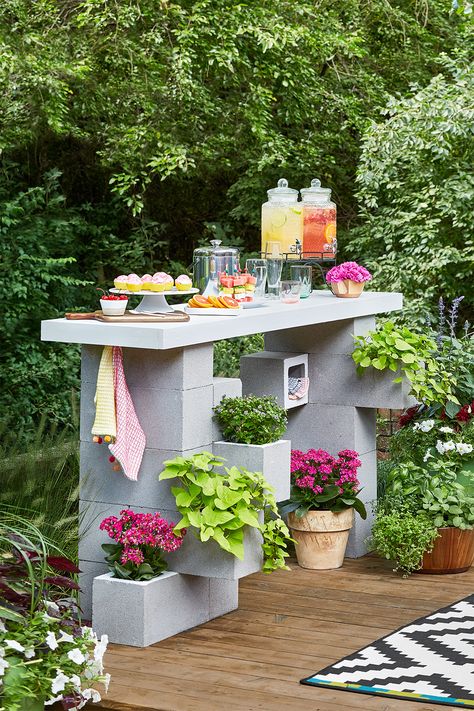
[370,502,439,576]
[352,322,457,407]
[213,395,287,445]
[159,452,292,573]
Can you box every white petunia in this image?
[456,442,473,455]
[94,634,108,664]
[423,450,434,462]
[444,440,456,451]
[414,419,435,432]
[24,647,35,659]
[44,601,60,614]
[436,440,446,454]
[58,631,75,644]
[0,656,9,676]
[104,672,111,692]
[5,640,25,653]
[45,632,58,650]
[67,648,86,665]
[51,670,69,694]
[70,673,81,689]
[0,620,6,633]
[45,696,62,706]
[82,688,102,703]
[439,426,454,434]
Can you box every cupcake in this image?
[164,274,174,290]
[126,273,142,292]
[114,275,128,290]
[151,274,167,292]
[141,274,153,291]
[175,274,192,291]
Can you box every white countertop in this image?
[41,291,402,350]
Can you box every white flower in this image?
[82,688,102,703]
[67,648,86,665]
[104,672,111,692]
[456,442,473,455]
[423,450,434,462]
[45,696,62,707]
[24,647,35,659]
[70,673,81,689]
[0,620,6,633]
[444,440,456,451]
[0,656,9,676]
[414,419,435,432]
[439,426,454,434]
[436,440,446,454]
[44,601,60,614]
[51,670,69,694]
[45,632,58,650]
[5,640,25,653]
[94,634,108,664]
[58,631,75,644]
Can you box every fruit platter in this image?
[185,294,242,316]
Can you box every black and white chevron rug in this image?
[301,595,474,708]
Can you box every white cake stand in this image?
[110,287,199,314]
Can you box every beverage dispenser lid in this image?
[300,178,332,200]
[267,178,298,199]
[193,239,240,256]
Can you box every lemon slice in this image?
[290,207,302,215]
[271,210,287,228]
[325,223,337,243]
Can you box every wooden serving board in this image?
[65,311,190,323]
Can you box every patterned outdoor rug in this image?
[301,595,474,708]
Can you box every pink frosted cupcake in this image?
[151,274,167,292]
[114,275,128,290]
[163,274,174,290]
[175,274,192,291]
[141,274,153,290]
[126,273,142,292]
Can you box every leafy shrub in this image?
[213,335,264,378]
[159,452,292,573]
[213,395,287,445]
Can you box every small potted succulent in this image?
[97,288,128,316]
[92,509,186,647]
[279,448,367,569]
[326,261,372,298]
[213,395,290,501]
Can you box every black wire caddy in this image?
[260,245,337,289]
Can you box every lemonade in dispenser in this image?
[300,178,337,259]
[261,178,303,258]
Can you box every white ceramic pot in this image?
[100,298,128,316]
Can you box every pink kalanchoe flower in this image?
[326,262,372,284]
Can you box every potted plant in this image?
[159,451,293,575]
[278,449,367,569]
[213,395,290,501]
[325,261,372,298]
[372,419,474,574]
[92,509,187,646]
[0,513,109,710]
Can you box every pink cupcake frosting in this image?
[153,272,168,279]
[115,275,127,282]
[176,275,192,285]
[152,274,168,284]
[127,273,142,284]
[142,274,152,283]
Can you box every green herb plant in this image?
[213,395,287,445]
[159,452,292,573]
[352,322,457,407]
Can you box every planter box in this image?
[213,439,291,502]
[92,571,238,647]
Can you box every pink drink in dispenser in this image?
[300,178,337,259]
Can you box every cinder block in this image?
[306,353,407,409]
[79,500,128,564]
[209,578,239,618]
[346,449,377,558]
[212,377,242,442]
[80,380,213,451]
[264,317,376,355]
[92,571,211,647]
[134,506,263,580]
[79,559,109,621]
[81,343,213,390]
[285,405,375,455]
[80,441,212,509]
[240,351,308,410]
[213,440,290,502]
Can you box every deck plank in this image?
[98,555,474,710]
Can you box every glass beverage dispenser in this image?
[261,178,303,259]
[192,240,240,295]
[300,178,337,259]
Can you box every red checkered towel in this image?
[108,346,146,481]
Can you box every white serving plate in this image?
[184,306,242,316]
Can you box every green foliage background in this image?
[0,0,472,431]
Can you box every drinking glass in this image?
[280,280,302,304]
[290,265,313,299]
[266,258,283,299]
[254,265,267,298]
[246,258,267,276]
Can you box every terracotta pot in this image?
[330,280,365,298]
[420,527,474,574]
[288,509,354,570]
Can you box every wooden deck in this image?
[98,556,474,711]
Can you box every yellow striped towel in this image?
[91,346,117,437]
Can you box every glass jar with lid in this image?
[192,240,240,294]
[261,178,303,259]
[300,178,337,259]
